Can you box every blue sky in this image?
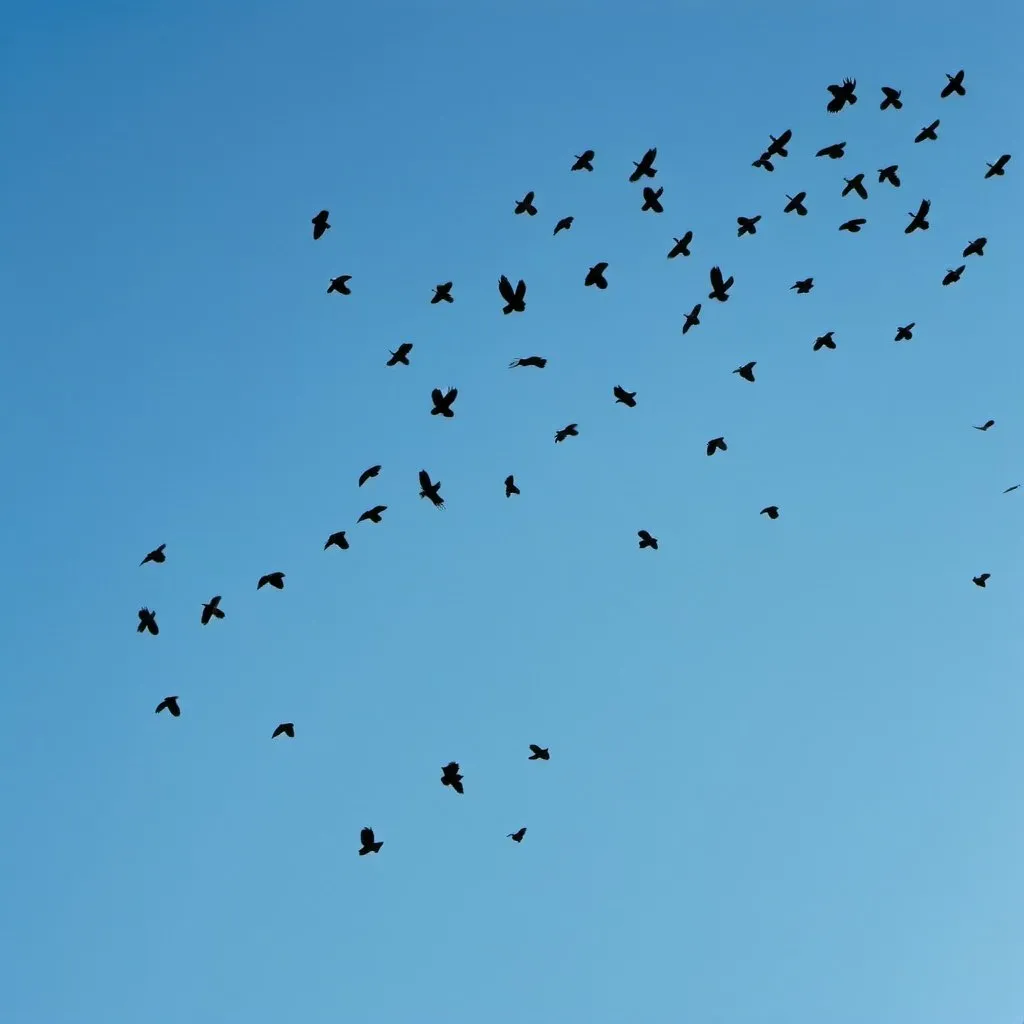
[2,2,1022,1021]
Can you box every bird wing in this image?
[446,387,458,403]
[360,827,375,847]
[514,279,526,300]
[257,575,269,588]
[710,266,723,289]
[498,275,514,302]
[642,147,656,167]
[430,388,443,407]
[419,469,432,491]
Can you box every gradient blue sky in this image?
[2,3,1022,1022]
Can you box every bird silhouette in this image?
[760,506,780,519]
[905,199,930,233]
[894,323,915,342]
[766,129,792,157]
[498,275,527,314]
[585,262,609,288]
[514,191,538,216]
[312,210,330,240]
[972,573,990,588]
[528,744,550,760]
[737,214,761,237]
[842,173,868,199]
[784,192,808,216]
[418,470,445,508]
[554,423,579,444]
[880,86,903,110]
[706,436,727,456]
[359,827,384,855]
[826,78,857,113]
[974,419,995,431]
[816,142,846,159]
[387,343,413,366]
[358,465,381,487]
[571,150,595,172]
[813,331,837,351]
[257,572,285,590]
[431,282,454,304]
[613,385,637,407]
[752,153,774,172]
[140,543,166,566]
[553,216,574,235]
[504,475,520,498]
[358,505,388,524]
[1003,484,1019,493]
[155,695,180,716]
[942,265,965,286]
[629,147,658,181]
[708,266,734,302]
[327,275,352,295]
[641,187,664,213]
[791,277,814,294]
[272,723,295,739]
[962,237,987,257]
[441,761,464,793]
[682,303,702,334]
[733,361,756,382]
[878,164,901,187]
[839,218,867,233]
[507,827,527,843]
[137,608,158,635]
[430,387,458,418]
[637,530,659,550]
[915,120,940,143]
[508,355,546,369]
[985,154,1011,178]
[201,595,225,624]
[668,232,693,258]
[941,69,966,98]
[324,531,349,551]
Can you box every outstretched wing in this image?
[431,388,443,406]
[514,279,526,301]
[360,827,375,847]
[445,387,458,403]
[917,198,930,218]
[710,266,723,290]
[498,275,515,303]
[419,469,432,491]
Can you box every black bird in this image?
[842,173,868,199]
[784,192,808,216]
[508,355,546,369]
[637,530,658,550]
[257,572,285,590]
[733,361,756,382]
[554,423,579,444]
[791,277,814,294]
[878,164,901,187]
[974,419,995,431]
[813,331,837,351]
[201,595,225,624]
[431,281,454,304]
[514,191,538,216]
[942,265,965,286]
[915,120,940,143]
[1003,484,1019,493]
[839,218,867,233]
[504,475,520,498]
[682,303,702,334]
[708,266,734,302]
[528,744,550,760]
[498,275,527,314]
[155,695,180,716]
[140,543,166,566]
[641,187,664,212]
[880,86,903,110]
[826,78,857,113]
[508,828,527,843]
[629,147,658,182]
[585,262,609,288]
[905,199,931,234]
[706,436,727,456]
[668,232,692,258]
[441,761,464,793]
[430,387,458,418]
[760,506,780,519]
[358,465,381,487]
[272,723,295,739]
[752,153,775,172]
[312,209,330,240]
[418,469,444,508]
[613,385,637,407]
[816,142,846,159]
[766,129,792,157]
[985,154,1011,178]
[553,216,574,235]
[324,531,349,551]
[359,827,384,855]
[137,607,158,635]
[894,323,915,342]
[571,150,595,172]
[972,573,991,588]
[941,69,966,98]
[737,214,761,236]
[963,237,987,257]
[387,343,413,366]
[327,275,352,295]
[358,505,387,524]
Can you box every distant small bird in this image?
[508,355,546,369]
[554,423,579,444]
[430,387,458,418]
[708,266,734,302]
[553,216,574,235]
[1003,484,1020,493]
[613,385,637,407]
[528,744,550,760]
[431,281,454,304]
[816,142,846,159]
[733,361,756,382]
[791,277,814,294]
[201,595,225,624]
[784,192,808,216]
[962,237,987,257]
[972,573,991,588]
[641,186,664,213]
[942,265,965,286]
[637,530,658,550]
[629,147,658,182]
[324,531,349,551]
[504,475,520,498]
[668,232,693,258]
[585,262,609,288]
[418,469,445,509]
[507,827,527,843]
[682,303,702,334]
[571,150,595,172]
[766,129,792,158]
[358,465,381,487]
[155,695,180,716]
[441,761,464,793]
[272,723,295,739]
[760,506,780,519]
[985,154,1011,178]
[940,69,966,98]
[826,78,857,113]
[327,275,352,295]
[974,419,995,431]
[878,164,901,187]
[894,323,915,342]
[387,343,413,366]
[514,191,538,216]
[140,543,166,566]
[358,505,387,524]
[839,218,866,233]
[842,173,868,199]
[880,86,903,110]
[257,572,285,590]
[706,436,727,456]
[813,331,837,351]
[359,827,384,856]
[905,199,930,233]
[498,275,527,314]
[312,209,330,240]
[137,607,158,635]
[752,153,774,172]
[737,214,761,236]
[915,119,940,143]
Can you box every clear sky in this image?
[2,2,1022,1022]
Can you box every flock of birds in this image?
[138,70,1014,856]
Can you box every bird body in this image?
[509,355,546,368]
[641,186,664,212]
[418,469,445,508]
[942,265,965,286]
[441,761,464,793]
[706,436,727,456]
[941,69,966,98]
[842,173,868,199]
[813,331,837,351]
[708,266,734,301]
[272,723,295,739]
[201,595,225,624]
[257,572,285,590]
[894,323,915,342]
[985,154,1011,178]
[358,465,382,487]
[312,209,330,239]
[905,199,930,233]
[613,385,636,407]
[387,343,413,366]
[637,530,658,549]
[498,275,527,314]
[431,282,454,304]
[358,505,388,524]
[137,607,159,635]
[878,164,901,187]
[737,214,761,236]
[430,387,458,418]
[682,303,702,333]
[571,150,595,172]
[816,142,846,159]
[733,361,756,382]
[528,744,550,760]
[553,216,574,235]
[668,232,693,258]
[915,120,940,143]
[972,573,990,587]
[962,237,987,257]
[826,78,857,113]
[155,695,180,716]
[504,475,520,497]
[324,531,349,551]
[554,423,579,443]
[880,86,902,110]
[629,147,658,182]
[359,827,384,855]
[508,827,527,843]
[760,506,780,519]
[327,275,352,295]
[140,543,166,566]
[791,277,813,293]
[514,191,538,216]
[585,262,609,288]
[784,192,808,216]
[839,218,867,233]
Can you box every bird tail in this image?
[502,304,513,315]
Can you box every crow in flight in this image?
[842,173,868,199]
[387,343,413,366]
[682,303,702,334]
[766,129,792,157]
[813,331,837,351]
[942,265,965,286]
[816,142,846,159]
[571,150,595,172]
[324,531,349,551]
[905,199,930,233]
[418,470,444,508]
[784,192,808,216]
[441,761,464,793]
[629,147,658,181]
[880,86,902,110]
[585,262,609,289]
[826,78,857,113]
[359,827,384,855]
[504,475,520,498]
[791,277,814,294]
[358,465,381,487]
[327,275,352,295]
[894,323,915,342]
[985,154,1011,178]
[839,218,867,233]
[498,275,527,314]
[941,69,966,98]
[508,355,546,368]
[272,723,295,739]
[155,695,180,716]
[613,385,637,407]
[137,608,158,635]
[972,573,990,588]
[528,744,550,760]
[554,423,579,444]
[431,282,454,304]
[915,120,940,143]
[737,215,761,237]
[962,237,986,257]
[706,436,727,456]
[733,361,756,382]
[140,543,166,566]
[358,505,387,524]
[641,187,664,213]
[760,506,780,519]
[637,530,658,550]
[554,216,574,235]
[708,266,734,301]
[752,153,774,172]
[1003,485,1020,493]
[668,232,692,258]
[257,572,285,590]
[508,828,527,843]
[312,210,330,240]
[201,595,225,624]
[974,419,995,431]
[878,164,901,187]
[430,387,458,418]
[514,191,538,216]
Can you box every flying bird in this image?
[878,164,901,187]
[508,355,546,368]
[708,266,734,302]
[842,173,868,199]
[571,150,595,172]
[507,827,527,843]
[641,187,664,212]
[312,209,330,240]
[905,199,930,233]
[880,86,903,110]
[706,436,727,456]
[974,420,995,431]
[418,469,444,508]
[441,761,464,793]
[985,154,1011,178]
[682,303,702,334]
[498,275,527,314]
[504,475,520,498]
[760,506,780,519]
[816,142,846,159]
[972,573,990,588]
[766,129,792,157]
[942,265,965,286]
[585,262,609,288]
[629,147,658,182]
[257,572,285,590]
[737,214,761,236]
[784,192,808,216]
[733,361,756,382]
[940,69,966,98]
[140,543,166,566]
[514,191,538,216]
[962,237,986,257]
[826,78,857,113]
[813,331,837,351]
[613,385,637,407]
[359,827,384,855]
[637,530,658,550]
[387,343,413,366]
[358,465,381,487]
[839,218,867,233]
[137,607,158,635]
[431,281,454,304]
[1003,484,1019,493]
[155,695,180,716]
[528,744,550,760]
[791,277,814,294]
[915,120,940,143]
[358,505,387,524]
[553,216,574,235]
[430,387,458,418]
[894,323,915,342]
[668,232,693,258]
[272,723,295,739]
[554,423,579,444]
[324,531,349,551]
[327,275,352,295]
[201,595,225,624]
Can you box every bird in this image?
[137,607,159,635]
[571,150,595,171]
[358,505,387,524]
[257,572,285,590]
[813,331,837,351]
[507,828,527,843]
[358,465,381,487]
[972,573,991,588]
[905,199,930,234]
[985,154,1011,178]
[826,78,857,113]
[708,266,734,302]
[528,744,550,760]
[839,218,867,233]
[682,303,702,334]
[894,323,915,342]
[140,543,166,566]
[201,595,225,624]
[429,387,458,418]
[878,164,901,187]
[585,262,609,288]
[554,423,579,444]
[508,356,546,369]
[791,277,814,294]
[842,173,868,199]
[387,343,413,366]
[272,723,295,739]
[312,209,330,240]
[915,120,940,143]
[441,761,464,793]
[418,469,444,508]
[1003,484,1019,493]
[504,475,520,498]
[613,385,637,407]
[974,420,995,431]
[880,86,903,110]
[784,192,808,216]
[760,506,780,519]
[629,147,658,181]
[752,153,774,172]
[816,142,846,159]
[942,265,965,286]
[324,531,349,551]
[737,214,761,236]
[498,275,527,314]
[766,129,792,157]
[668,232,693,258]
[553,216,574,235]
[155,695,180,716]
[963,237,987,257]
[327,275,352,295]
[941,69,966,98]
[359,827,384,856]
[637,530,658,550]
[733,361,756,382]
[641,186,664,212]
[431,282,454,304]
[706,436,727,456]
[514,191,538,216]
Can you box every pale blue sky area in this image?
[1,2,1022,1022]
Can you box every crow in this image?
[682,303,702,334]
[553,216,574,235]
[272,723,295,739]
[880,86,903,110]
[327,275,352,295]
[508,355,546,368]
[504,475,520,498]
[418,469,444,508]
[766,129,792,157]
[941,69,966,98]
[915,120,940,143]
[826,78,857,113]
[441,761,464,793]
[571,150,595,172]
[201,595,225,624]
[312,209,330,240]
[140,543,166,566]
[431,281,454,304]
[878,164,901,187]
[733,361,756,382]
[791,277,814,294]
[962,237,987,257]
[842,173,868,199]
[641,187,664,212]
[972,573,990,588]
[257,572,285,590]
[554,423,579,444]
[839,218,867,233]
[942,265,965,286]
[155,695,180,716]
[528,744,550,760]
[137,607,158,635]
[324,531,349,551]
[816,142,846,159]
[974,420,995,431]
[706,436,727,456]
[359,827,384,855]
[737,214,761,236]
[894,323,915,342]
[585,262,609,288]
[760,506,780,519]
[498,275,527,314]
[430,387,458,418]
[514,191,538,216]
[358,465,382,487]
[985,154,1011,178]
[387,343,413,366]
[613,385,637,407]
[508,828,527,843]
[637,530,658,550]
[708,266,734,302]
[1003,485,1020,493]
[629,147,658,182]
[813,331,837,351]
[358,505,387,524]
[668,232,693,258]
[784,192,808,216]
[905,199,930,233]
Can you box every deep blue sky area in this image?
[1,2,1022,1022]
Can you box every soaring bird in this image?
[359,827,384,856]
[962,237,987,257]
[826,78,857,113]
[528,744,550,760]
[974,420,995,431]
[324,531,349,551]
[894,323,915,342]
[942,265,965,286]
[1003,485,1020,494]
[441,761,464,793]
[842,173,868,199]
[706,436,727,456]
[498,275,527,314]
[431,282,454,304]
[571,150,595,172]
[637,530,658,550]
[257,572,285,590]
[972,573,991,588]
[514,191,538,216]
[430,387,458,418]
[507,828,527,843]
[816,142,846,159]
[766,129,792,157]
[137,607,158,635]
[737,214,761,236]
[613,385,637,407]
[985,154,1011,178]
[418,469,445,508]
[752,153,774,172]
[155,695,180,716]
[708,266,734,301]
[387,343,413,366]
[585,262,609,288]
[905,199,930,233]
[941,69,966,98]
[629,147,658,182]
[140,543,166,566]
[880,86,903,110]
[839,218,867,233]
[915,120,940,143]
[358,505,388,524]
[554,423,579,444]
[641,187,664,212]
[878,164,901,187]
[553,216,574,235]
[784,192,808,216]
[508,355,546,368]
[358,465,381,487]
[813,331,837,351]
[312,209,330,240]
[760,506,780,519]
[791,277,814,294]
[682,303,702,334]
[733,361,756,382]
[668,232,693,258]
[272,723,295,739]
[201,595,225,624]
[327,275,352,295]
[504,475,520,498]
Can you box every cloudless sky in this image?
[2,2,1022,1022]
